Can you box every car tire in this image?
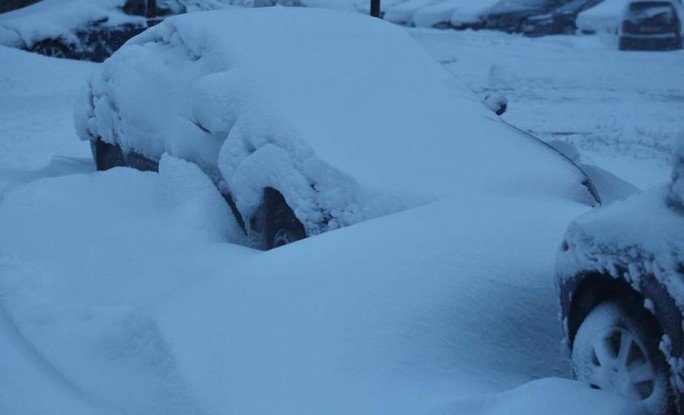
[674,33,683,51]
[264,188,305,250]
[91,139,126,171]
[572,301,673,415]
[32,40,74,59]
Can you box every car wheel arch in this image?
[31,38,78,59]
[249,187,306,250]
[565,272,683,360]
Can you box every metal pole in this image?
[370,0,380,18]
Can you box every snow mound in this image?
[440,378,646,415]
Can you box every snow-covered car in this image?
[521,0,604,36]
[577,0,630,33]
[479,0,569,33]
[75,7,600,250]
[0,0,188,61]
[618,0,683,50]
[0,0,283,62]
[383,0,441,26]
[449,0,501,29]
[412,0,463,28]
[556,133,684,415]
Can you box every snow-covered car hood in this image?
[75,7,596,237]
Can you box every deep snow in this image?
[1,6,681,414]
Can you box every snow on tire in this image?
[572,302,672,415]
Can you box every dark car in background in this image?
[556,134,684,415]
[480,0,569,33]
[619,0,683,51]
[521,0,604,36]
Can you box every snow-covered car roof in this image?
[75,7,597,238]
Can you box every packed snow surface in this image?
[75,7,593,238]
[412,28,684,190]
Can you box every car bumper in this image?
[619,34,683,51]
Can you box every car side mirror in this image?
[483,92,507,116]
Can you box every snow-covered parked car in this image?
[479,0,569,33]
[619,0,683,51]
[412,0,464,28]
[75,6,600,250]
[449,0,501,29]
[0,0,272,62]
[0,0,187,61]
[556,132,684,415]
[521,0,604,36]
[577,0,630,33]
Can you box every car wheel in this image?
[675,34,683,51]
[618,37,629,51]
[572,302,673,415]
[91,139,126,171]
[32,40,73,59]
[264,188,305,250]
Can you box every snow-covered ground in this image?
[1,8,682,414]
[412,28,684,189]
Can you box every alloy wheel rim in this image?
[42,46,66,58]
[272,229,292,248]
[585,327,657,401]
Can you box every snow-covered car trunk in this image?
[75,7,598,249]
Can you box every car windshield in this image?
[626,2,675,19]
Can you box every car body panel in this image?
[556,177,684,404]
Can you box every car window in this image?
[626,2,675,21]
[123,0,149,16]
